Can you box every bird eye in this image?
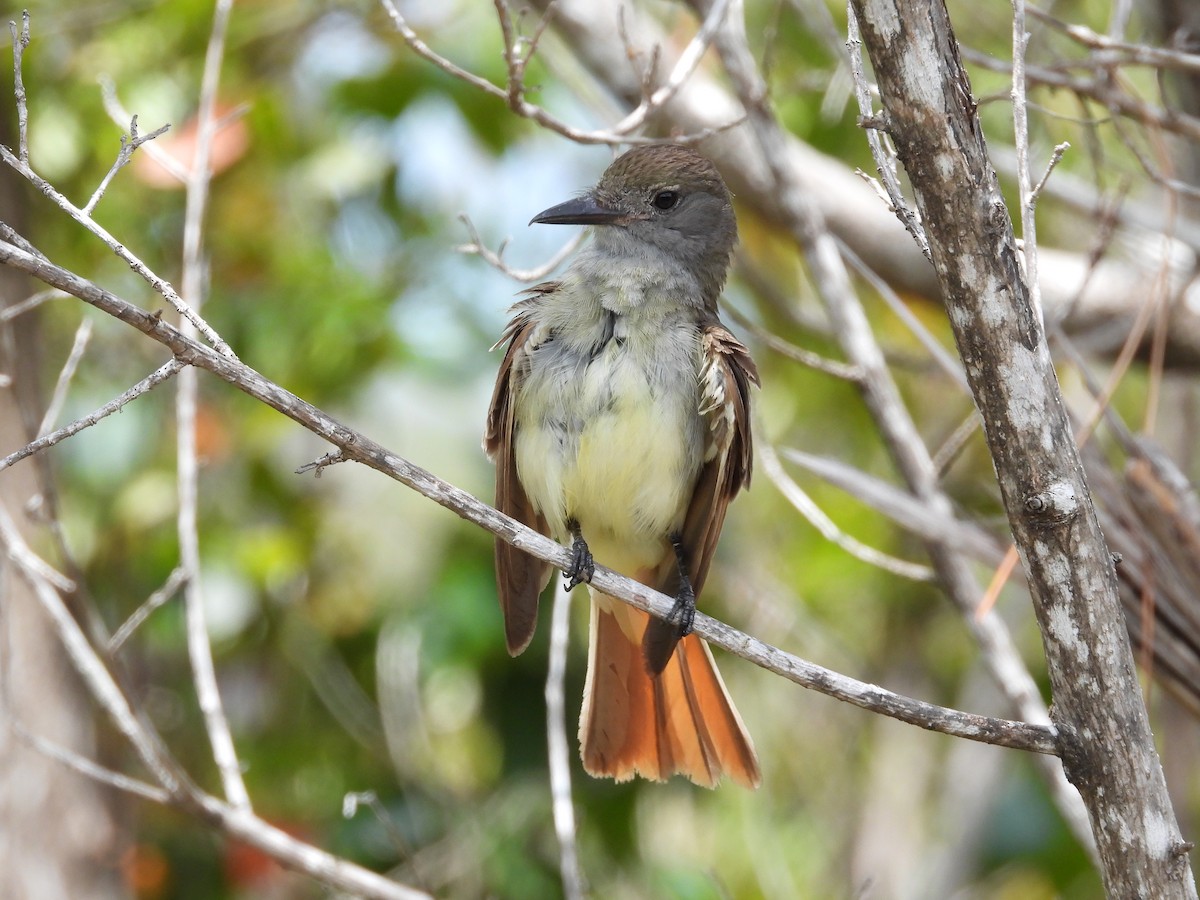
[652,190,680,211]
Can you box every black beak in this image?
[530,195,624,226]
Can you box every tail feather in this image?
[579,595,760,789]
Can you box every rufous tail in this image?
[578,595,760,789]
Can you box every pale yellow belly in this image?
[514,349,702,575]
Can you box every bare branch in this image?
[98,77,188,184]
[378,0,739,146]
[37,318,92,437]
[108,566,189,653]
[8,11,29,163]
[10,722,170,804]
[0,150,235,358]
[0,287,65,323]
[846,5,930,260]
[0,359,183,475]
[82,115,172,215]
[175,0,249,814]
[545,584,584,900]
[456,213,584,282]
[0,239,1060,757]
[760,441,936,581]
[1010,0,1042,321]
[1030,6,1200,75]
[1029,141,1070,207]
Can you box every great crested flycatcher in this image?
[485,144,761,788]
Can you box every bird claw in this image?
[666,580,696,638]
[564,531,594,591]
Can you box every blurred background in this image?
[1,0,1199,897]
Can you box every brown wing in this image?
[484,286,557,656]
[643,321,759,672]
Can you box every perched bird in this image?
[485,144,760,788]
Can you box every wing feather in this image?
[643,321,759,672]
[484,285,558,656]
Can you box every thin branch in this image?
[377,0,740,146]
[83,115,172,215]
[1030,6,1200,75]
[838,239,968,390]
[0,147,235,358]
[1029,141,1070,206]
[722,299,863,381]
[176,0,249,814]
[760,441,936,581]
[0,358,183,475]
[9,11,29,163]
[456,213,584,282]
[10,722,171,804]
[37,318,92,437]
[0,287,66,323]
[108,566,189,653]
[608,0,732,136]
[0,501,186,796]
[98,77,189,184]
[780,446,1007,568]
[1011,0,1042,321]
[0,239,1060,756]
[846,5,930,260]
[961,47,1200,144]
[545,583,584,900]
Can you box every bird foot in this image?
[665,579,696,638]
[564,523,594,591]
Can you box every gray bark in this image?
[0,128,125,898]
[849,1,1197,895]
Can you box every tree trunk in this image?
[849,1,1197,895]
[0,114,126,899]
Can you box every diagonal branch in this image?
[0,238,1059,757]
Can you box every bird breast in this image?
[513,316,706,559]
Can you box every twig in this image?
[0,359,184,475]
[378,0,739,146]
[838,240,968,390]
[176,0,249,814]
[721,300,863,381]
[1011,0,1043,322]
[608,0,733,136]
[760,441,935,581]
[0,147,235,358]
[82,115,172,215]
[0,501,185,795]
[1029,6,1200,75]
[456,213,584,282]
[98,77,188,184]
[545,583,584,900]
[961,47,1200,144]
[931,407,981,476]
[1029,141,1070,206]
[846,4,930,260]
[10,722,170,804]
[0,495,429,900]
[0,239,1061,756]
[109,566,189,653]
[37,318,92,437]
[0,287,66,323]
[9,11,29,162]
[781,446,1007,568]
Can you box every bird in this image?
[484,144,760,788]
